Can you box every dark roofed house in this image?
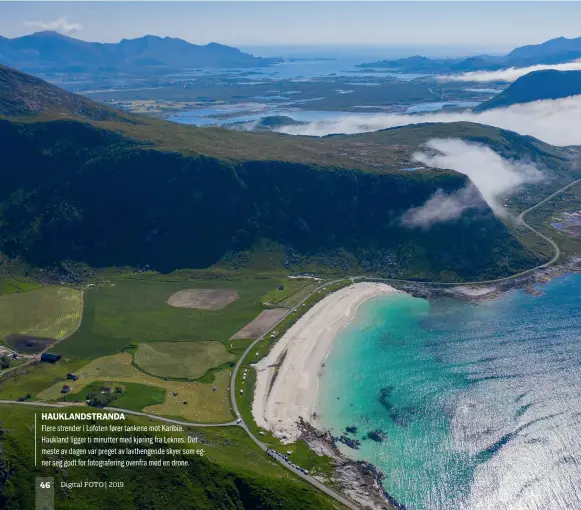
[67,373,79,381]
[40,353,62,363]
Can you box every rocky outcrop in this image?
[298,418,404,510]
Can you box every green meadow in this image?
[133,341,235,379]
[0,287,82,343]
[56,273,283,358]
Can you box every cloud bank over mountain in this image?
[278,95,581,147]
[402,139,545,228]
[437,60,581,83]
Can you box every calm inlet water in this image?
[317,275,581,510]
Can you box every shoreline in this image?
[396,255,581,303]
[253,281,399,443]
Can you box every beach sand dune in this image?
[253,282,398,442]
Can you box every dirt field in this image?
[230,308,288,340]
[133,341,234,379]
[167,288,238,310]
[36,352,233,422]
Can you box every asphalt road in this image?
[2,178,580,510]
[229,277,361,509]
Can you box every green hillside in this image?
[475,70,581,111]
[0,64,573,280]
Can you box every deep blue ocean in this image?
[317,275,581,510]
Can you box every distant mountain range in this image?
[475,69,581,111]
[359,35,581,73]
[507,36,581,62]
[0,31,282,73]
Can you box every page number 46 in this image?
[40,481,51,489]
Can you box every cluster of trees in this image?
[85,386,123,408]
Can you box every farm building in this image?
[40,353,61,363]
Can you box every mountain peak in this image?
[29,30,73,39]
[1,31,280,71]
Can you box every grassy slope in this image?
[133,341,235,379]
[0,287,82,342]
[36,353,233,423]
[1,60,568,177]
[475,69,581,112]
[0,359,88,400]
[65,381,166,411]
[2,68,566,280]
[523,182,581,258]
[0,404,344,510]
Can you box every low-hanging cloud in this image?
[401,138,544,228]
[437,60,581,83]
[277,94,581,147]
[402,185,481,229]
[25,17,83,35]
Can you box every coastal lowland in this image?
[2,24,581,510]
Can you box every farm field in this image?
[230,308,287,339]
[37,352,233,422]
[0,277,40,295]
[0,358,88,400]
[56,274,281,358]
[0,287,82,347]
[133,341,235,379]
[66,381,166,411]
[261,280,317,308]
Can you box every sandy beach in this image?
[252,282,399,442]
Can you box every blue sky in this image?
[1,2,580,54]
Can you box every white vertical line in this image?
[34,413,37,466]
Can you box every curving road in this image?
[2,179,580,510]
[0,400,238,427]
[229,278,361,509]
[368,178,581,288]
[225,177,581,509]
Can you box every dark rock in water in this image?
[367,429,388,442]
[379,386,415,427]
[336,435,361,450]
[297,418,405,509]
[345,425,358,434]
[379,386,394,409]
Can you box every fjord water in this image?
[317,275,581,510]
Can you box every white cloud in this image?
[25,17,83,35]
[277,94,581,147]
[402,139,544,228]
[401,185,481,229]
[437,60,581,83]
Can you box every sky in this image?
[1,2,581,55]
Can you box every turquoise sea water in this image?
[317,275,581,510]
